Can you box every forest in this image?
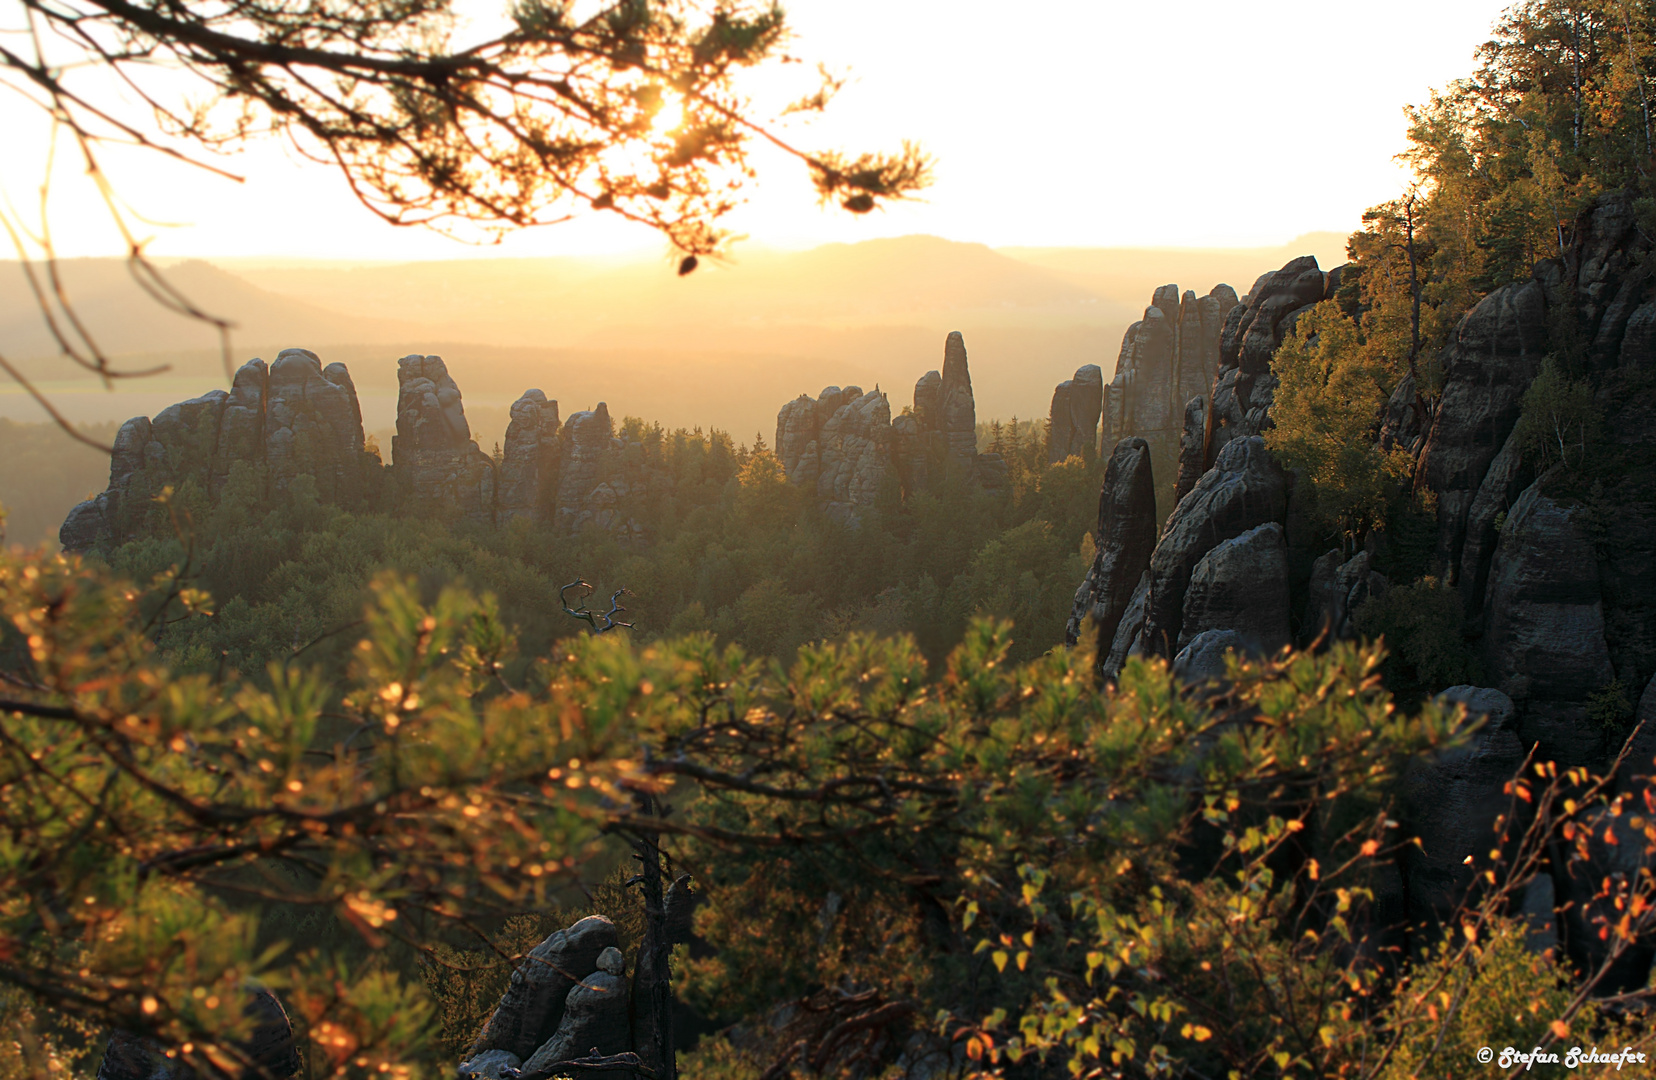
[10,0,1656,1078]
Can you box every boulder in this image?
[1065,438,1158,669]
[1139,436,1288,657]
[1172,628,1250,685]
[1176,522,1291,655]
[469,915,620,1061]
[519,947,631,1080]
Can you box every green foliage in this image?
[1376,920,1604,1079]
[8,538,1656,1078]
[1351,576,1482,700]
[1515,356,1600,469]
[74,419,1102,683]
[1266,302,1416,543]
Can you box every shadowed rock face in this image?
[1066,438,1158,676]
[1483,479,1616,767]
[1047,364,1104,463]
[1205,257,1337,472]
[1403,687,1527,930]
[1177,521,1291,655]
[1174,395,1206,506]
[1302,549,1387,648]
[469,916,621,1061]
[1416,281,1550,583]
[940,331,978,478]
[1139,436,1287,658]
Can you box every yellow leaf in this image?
[1551,1019,1570,1039]
[1360,839,1379,856]
[992,950,1008,973]
[1016,950,1030,971]
[1308,859,1320,881]
[1192,1026,1212,1042]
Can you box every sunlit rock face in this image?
[1046,363,1104,464]
[772,330,992,522]
[1102,281,1239,521]
[498,389,562,524]
[392,353,497,520]
[60,348,373,552]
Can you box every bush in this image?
[1351,575,1482,699]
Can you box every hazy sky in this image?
[1,0,1514,261]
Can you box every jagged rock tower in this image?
[60,348,372,551]
[1094,283,1239,517]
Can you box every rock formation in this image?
[1102,283,1239,518]
[775,331,990,519]
[1402,687,1527,928]
[1482,479,1616,767]
[1176,521,1292,657]
[1139,436,1288,658]
[467,915,621,1064]
[62,349,374,551]
[1203,258,1337,473]
[940,331,978,478]
[498,390,562,523]
[393,354,497,519]
[1065,437,1158,673]
[1302,549,1387,647]
[1046,363,1104,463]
[775,385,892,522]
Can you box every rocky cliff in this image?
[774,330,1003,522]
[64,331,1003,549]
[61,351,647,549]
[1082,282,1239,519]
[1069,190,1656,986]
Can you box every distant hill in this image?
[0,257,422,360]
[1,234,1342,440]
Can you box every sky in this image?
[0,0,1516,262]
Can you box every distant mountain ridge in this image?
[1,235,1330,439]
